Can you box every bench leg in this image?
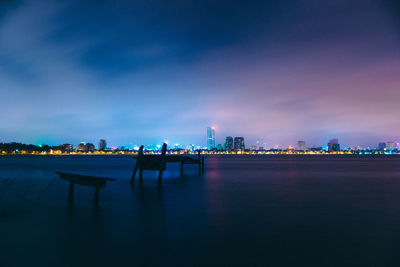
[68,182,75,203]
[130,163,139,184]
[94,187,100,206]
[201,157,205,172]
[139,168,143,183]
[180,161,184,174]
[158,170,163,184]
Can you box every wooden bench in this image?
[56,171,115,205]
[130,143,204,184]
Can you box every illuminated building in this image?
[216,144,224,151]
[186,144,195,151]
[224,136,233,151]
[98,139,107,151]
[386,141,396,150]
[378,142,386,150]
[297,141,306,151]
[207,126,215,150]
[59,144,73,152]
[77,142,95,152]
[234,137,245,150]
[328,138,340,152]
[77,143,86,152]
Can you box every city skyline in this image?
[2,133,399,151]
[2,138,400,153]
[1,130,399,149]
[1,0,400,146]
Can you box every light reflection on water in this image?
[1,155,400,266]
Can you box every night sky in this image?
[1,0,399,148]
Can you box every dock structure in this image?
[56,171,115,205]
[130,143,205,184]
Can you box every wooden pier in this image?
[56,171,115,205]
[130,143,204,184]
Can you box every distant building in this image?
[77,142,95,152]
[224,136,234,151]
[328,138,340,152]
[378,142,386,150]
[59,144,73,152]
[250,145,257,151]
[386,141,396,150]
[98,139,107,151]
[297,141,306,151]
[310,147,324,152]
[216,144,224,151]
[186,144,195,151]
[234,137,245,150]
[77,143,86,152]
[207,126,216,150]
[87,143,95,152]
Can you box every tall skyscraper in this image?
[207,126,216,150]
[297,141,306,151]
[224,136,234,151]
[234,137,245,150]
[98,139,107,151]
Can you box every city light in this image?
[0,128,398,156]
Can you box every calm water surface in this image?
[1,155,400,266]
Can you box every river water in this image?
[1,155,400,266]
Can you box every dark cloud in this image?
[384,0,400,34]
[0,0,399,147]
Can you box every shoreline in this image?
[1,153,399,156]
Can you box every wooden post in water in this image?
[158,143,167,184]
[68,182,75,203]
[158,170,163,184]
[130,164,138,184]
[139,168,143,183]
[180,161,184,174]
[136,145,144,183]
[198,150,201,174]
[94,187,100,206]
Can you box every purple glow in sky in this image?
[0,0,399,148]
